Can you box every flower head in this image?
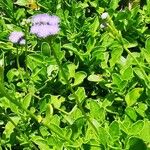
[19,39,26,45]
[48,16,60,25]
[32,14,50,24]
[9,31,25,45]
[31,14,60,25]
[101,12,109,20]
[30,13,60,38]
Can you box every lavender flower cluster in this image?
[30,14,60,38]
[9,13,60,44]
[9,31,25,45]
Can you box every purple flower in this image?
[36,25,52,38]
[9,31,25,44]
[31,14,60,25]
[48,25,60,35]
[30,13,60,38]
[19,39,26,45]
[32,14,50,24]
[30,25,40,34]
[48,16,60,25]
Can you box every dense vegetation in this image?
[0,0,150,149]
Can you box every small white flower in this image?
[100,22,108,29]
[100,24,105,29]
[100,23,107,29]
[21,19,31,26]
[101,12,109,20]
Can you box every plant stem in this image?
[16,47,20,69]
[51,44,99,138]
[123,45,150,86]
[25,25,28,72]
[0,82,71,143]
[107,18,150,89]
[16,47,25,84]
[0,52,4,83]
[2,113,35,149]
[0,83,37,120]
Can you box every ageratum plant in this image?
[1,0,150,150]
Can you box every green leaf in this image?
[126,137,147,150]
[135,102,148,117]
[109,47,123,67]
[45,104,53,117]
[14,0,28,6]
[112,73,122,86]
[142,48,150,63]
[41,42,51,56]
[120,115,133,134]
[71,117,85,140]
[101,32,114,47]
[133,67,145,80]
[3,116,20,139]
[23,93,32,109]
[28,54,44,63]
[7,68,19,82]
[123,39,138,48]
[27,54,44,70]
[88,1,97,8]
[69,106,83,121]
[69,87,86,103]
[109,121,120,140]
[88,100,105,122]
[125,107,137,122]
[15,8,25,21]
[51,95,65,109]
[43,114,60,127]
[109,0,120,10]
[47,136,63,148]
[62,43,83,60]
[145,37,150,50]
[129,120,144,135]
[31,136,50,150]
[121,66,133,80]
[92,47,106,61]
[39,126,49,137]
[89,16,99,36]
[125,88,143,106]
[6,0,13,10]
[140,119,150,142]
[47,64,58,76]
[67,63,76,79]
[86,37,96,54]
[48,123,65,139]
[72,71,87,86]
[75,87,86,103]
[87,74,103,82]
[98,127,109,146]
[147,0,150,15]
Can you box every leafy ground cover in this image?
[1,0,150,149]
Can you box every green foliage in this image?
[1,0,150,149]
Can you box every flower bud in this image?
[101,12,109,20]
[100,23,107,29]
